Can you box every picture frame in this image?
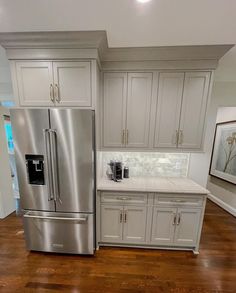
[209,120,236,185]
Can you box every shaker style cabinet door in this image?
[102,73,127,148]
[100,205,123,243]
[15,61,54,106]
[174,208,201,246]
[53,61,91,107]
[123,205,147,244]
[154,73,184,148]
[151,207,176,245]
[126,73,153,148]
[178,72,211,149]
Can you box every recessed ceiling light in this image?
[136,0,152,3]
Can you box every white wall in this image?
[188,82,236,216]
[0,106,15,218]
[0,46,13,101]
[207,106,236,216]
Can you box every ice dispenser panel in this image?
[25,155,45,185]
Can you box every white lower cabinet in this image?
[174,208,201,246]
[151,207,176,245]
[123,206,147,244]
[99,192,205,253]
[151,206,201,247]
[100,204,147,244]
[100,205,123,243]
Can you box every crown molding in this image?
[101,59,219,71]
[0,31,234,67]
[0,31,107,49]
[103,44,234,62]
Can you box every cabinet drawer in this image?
[154,194,203,207]
[101,192,148,205]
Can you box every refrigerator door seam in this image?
[43,128,54,201]
[49,129,62,204]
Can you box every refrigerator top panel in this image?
[10,109,55,212]
[49,109,95,213]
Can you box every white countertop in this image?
[97,177,209,194]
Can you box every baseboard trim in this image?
[208,194,236,217]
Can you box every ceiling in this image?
[0,0,236,81]
[0,0,236,47]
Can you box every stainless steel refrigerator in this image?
[10,108,95,254]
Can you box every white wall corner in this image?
[208,193,236,217]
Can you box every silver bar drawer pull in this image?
[50,84,54,102]
[24,214,87,222]
[177,214,181,225]
[172,214,176,225]
[171,199,186,203]
[116,197,132,200]
[120,211,123,223]
[124,211,127,223]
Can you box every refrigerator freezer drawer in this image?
[23,211,94,255]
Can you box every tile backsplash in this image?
[99,152,190,178]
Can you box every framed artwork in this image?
[210,120,236,185]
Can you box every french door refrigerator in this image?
[10,108,95,254]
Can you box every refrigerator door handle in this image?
[43,129,54,201]
[49,129,62,204]
[24,213,87,223]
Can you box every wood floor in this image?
[0,200,235,293]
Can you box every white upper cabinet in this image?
[126,73,152,148]
[13,60,94,108]
[53,61,91,107]
[154,71,211,150]
[102,72,153,149]
[15,61,54,106]
[154,73,184,148]
[102,70,211,151]
[102,73,127,148]
[178,72,211,149]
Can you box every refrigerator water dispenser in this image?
[25,155,45,185]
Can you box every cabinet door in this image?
[103,73,127,148]
[151,207,176,245]
[100,205,123,243]
[53,61,91,107]
[154,73,184,148]
[178,72,211,149]
[126,73,152,148]
[174,208,201,246]
[16,61,54,106]
[123,206,147,244]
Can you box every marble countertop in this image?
[97,177,209,194]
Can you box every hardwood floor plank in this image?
[0,200,235,293]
